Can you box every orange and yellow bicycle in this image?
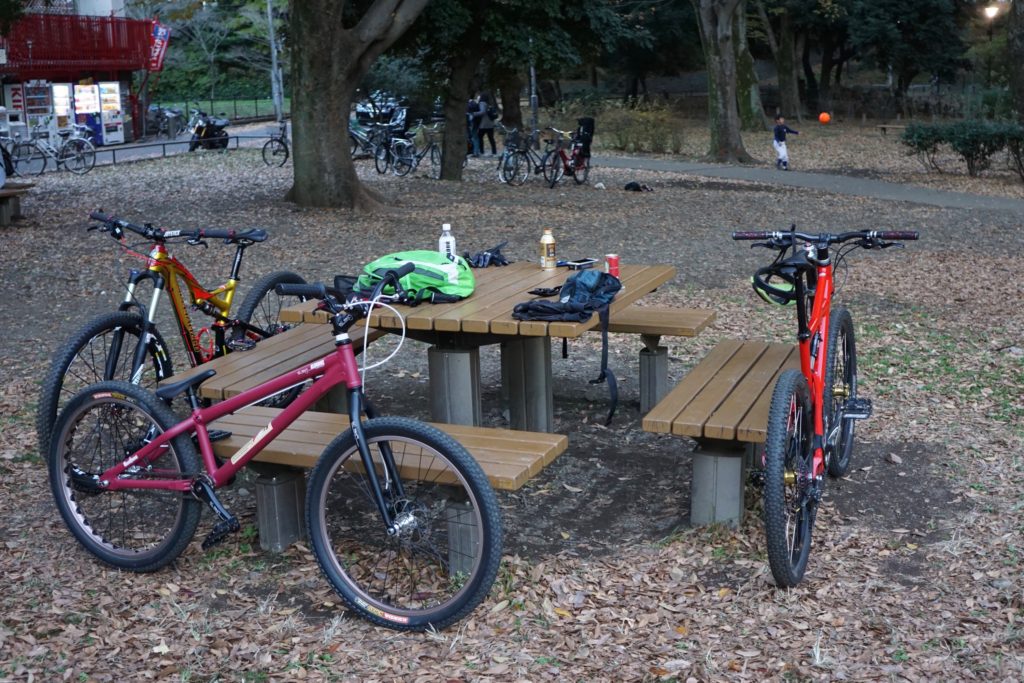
[37,211,307,454]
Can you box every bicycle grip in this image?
[389,263,416,279]
[732,231,770,240]
[276,283,327,299]
[876,231,919,240]
[90,210,113,222]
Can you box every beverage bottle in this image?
[539,228,556,269]
[438,223,456,261]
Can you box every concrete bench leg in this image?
[690,438,747,527]
[500,337,553,432]
[254,465,306,552]
[0,201,11,227]
[445,500,479,575]
[639,334,669,414]
[314,384,349,414]
[427,345,482,426]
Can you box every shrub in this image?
[1004,124,1024,183]
[900,123,946,172]
[944,121,1009,177]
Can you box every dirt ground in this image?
[1,130,1022,681]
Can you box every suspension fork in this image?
[348,389,408,534]
[107,269,168,384]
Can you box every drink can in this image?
[605,254,620,278]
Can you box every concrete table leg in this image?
[500,337,553,432]
[254,466,306,552]
[427,345,482,426]
[639,333,669,414]
[690,438,747,527]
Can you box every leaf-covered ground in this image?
[0,136,1021,681]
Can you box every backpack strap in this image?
[588,304,618,425]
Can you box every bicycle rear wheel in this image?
[392,140,417,177]
[429,144,442,179]
[824,307,857,477]
[262,138,289,167]
[573,155,591,185]
[48,381,201,572]
[59,139,96,175]
[762,369,816,587]
[306,417,503,631]
[12,142,46,176]
[374,143,392,174]
[37,311,174,458]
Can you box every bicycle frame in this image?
[789,250,836,479]
[118,240,245,369]
[93,329,408,531]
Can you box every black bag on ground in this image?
[512,269,622,424]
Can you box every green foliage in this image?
[899,120,1024,178]
[559,101,683,154]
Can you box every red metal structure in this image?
[0,14,152,80]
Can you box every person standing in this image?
[467,96,481,157]
[772,114,799,170]
[477,92,498,156]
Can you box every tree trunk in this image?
[693,0,752,162]
[288,0,429,209]
[439,46,480,181]
[1010,0,1024,123]
[778,12,801,121]
[818,35,836,113]
[735,1,766,131]
[801,37,819,113]
[493,66,524,131]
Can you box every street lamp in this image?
[983,4,1000,86]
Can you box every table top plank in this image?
[547,264,676,338]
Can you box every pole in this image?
[267,0,283,123]
[528,37,538,138]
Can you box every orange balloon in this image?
[819,112,831,124]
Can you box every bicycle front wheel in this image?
[262,138,289,167]
[762,369,816,587]
[542,151,563,188]
[59,139,97,175]
[503,151,530,186]
[374,144,392,174]
[392,140,417,177]
[37,311,174,458]
[234,270,308,341]
[824,307,857,477]
[48,381,201,572]
[307,417,503,631]
[12,142,46,176]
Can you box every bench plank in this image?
[736,352,800,442]
[641,340,743,433]
[211,406,568,491]
[703,344,797,440]
[671,342,769,437]
[608,306,716,337]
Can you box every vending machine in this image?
[23,80,53,131]
[3,83,27,140]
[99,82,124,145]
[74,84,102,143]
[53,84,73,129]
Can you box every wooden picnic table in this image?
[281,261,677,432]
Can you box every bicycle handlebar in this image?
[89,211,268,244]
[276,263,416,323]
[731,229,918,243]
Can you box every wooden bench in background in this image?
[642,340,798,526]
[0,182,35,227]
[876,124,906,136]
[607,305,716,412]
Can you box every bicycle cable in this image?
[356,298,407,388]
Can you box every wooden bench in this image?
[212,405,568,551]
[876,124,906,136]
[0,183,34,227]
[642,340,799,526]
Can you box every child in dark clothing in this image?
[773,115,799,170]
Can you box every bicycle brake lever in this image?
[750,242,772,249]
[188,238,209,248]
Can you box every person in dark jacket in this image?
[772,115,799,170]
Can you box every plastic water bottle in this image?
[439,223,456,262]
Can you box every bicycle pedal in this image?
[202,518,241,550]
[843,397,873,420]
[227,337,257,352]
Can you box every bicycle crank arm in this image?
[843,397,873,420]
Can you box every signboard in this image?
[148,22,171,72]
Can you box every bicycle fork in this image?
[348,390,411,536]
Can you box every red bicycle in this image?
[733,226,918,586]
[48,267,503,631]
[541,125,591,188]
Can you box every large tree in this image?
[692,0,753,161]
[755,0,802,121]
[289,0,429,209]
[1010,0,1024,122]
